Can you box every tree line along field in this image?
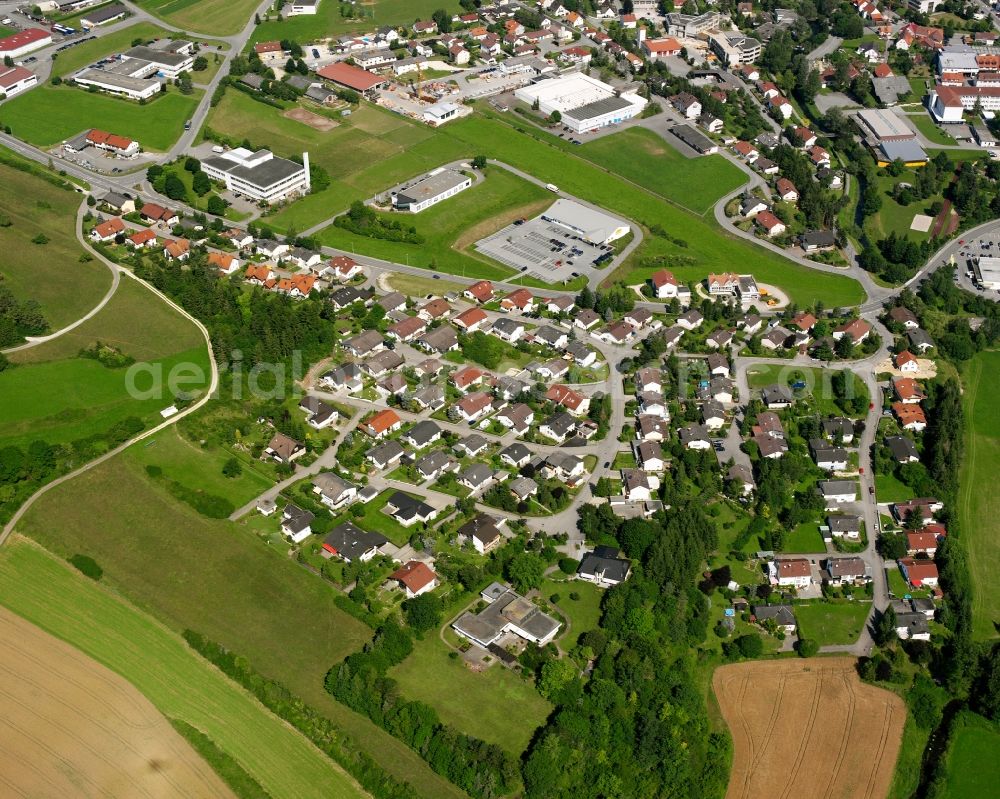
[714,658,906,799]
[253,0,464,45]
[0,165,111,330]
[207,94,864,306]
[0,604,237,799]
[0,276,209,452]
[959,350,1000,640]
[13,449,468,799]
[0,539,365,799]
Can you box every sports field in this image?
[2,84,202,151]
[0,276,209,451]
[389,630,552,755]
[136,0,259,35]
[319,167,551,280]
[579,127,746,215]
[14,450,466,799]
[0,165,111,330]
[253,0,463,44]
[0,539,365,799]
[714,658,905,799]
[0,604,236,799]
[959,350,1000,640]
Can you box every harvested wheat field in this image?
[0,607,235,799]
[714,658,905,799]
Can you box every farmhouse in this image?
[391,168,472,212]
[514,73,647,133]
[201,148,310,203]
[452,583,561,648]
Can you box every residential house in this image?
[823,556,870,586]
[459,462,494,493]
[577,546,632,587]
[390,561,439,598]
[457,513,505,554]
[361,408,403,438]
[893,402,927,432]
[546,384,589,415]
[768,558,812,588]
[312,473,358,511]
[456,391,494,422]
[464,279,494,303]
[403,420,442,449]
[500,288,534,313]
[281,504,315,544]
[539,411,576,442]
[322,522,387,563]
[367,440,406,470]
[490,317,525,343]
[899,557,939,588]
[621,468,652,501]
[265,432,305,464]
[752,604,797,633]
[649,269,679,298]
[496,404,534,436]
[819,479,858,508]
[299,396,338,429]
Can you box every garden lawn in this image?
[318,167,551,280]
[136,0,258,35]
[3,84,201,151]
[579,127,745,215]
[746,365,869,417]
[332,487,423,547]
[13,452,467,799]
[253,0,463,43]
[541,577,604,639]
[387,272,465,296]
[937,713,1000,799]
[867,169,940,244]
[125,427,274,509]
[906,113,955,146]
[959,351,1000,640]
[389,630,551,755]
[783,521,825,554]
[886,567,911,599]
[794,600,872,646]
[875,471,915,503]
[0,538,366,799]
[0,164,111,329]
[50,22,173,76]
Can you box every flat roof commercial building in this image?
[709,31,762,66]
[972,256,1000,289]
[81,3,127,27]
[391,168,471,212]
[929,83,1000,122]
[514,73,647,133]
[121,45,195,78]
[541,198,630,244]
[202,147,310,203]
[74,67,161,100]
[855,108,917,141]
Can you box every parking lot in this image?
[475,215,614,284]
[954,232,1000,300]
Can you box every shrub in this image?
[68,554,102,580]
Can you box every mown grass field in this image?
[539,576,604,640]
[14,450,466,799]
[2,84,201,151]
[389,630,552,755]
[253,0,462,43]
[0,539,365,799]
[319,167,551,280]
[125,426,274,508]
[959,350,1000,640]
[937,713,1000,799]
[206,96,864,305]
[136,0,258,35]
[0,276,209,451]
[579,127,746,215]
[0,165,111,330]
[50,21,172,76]
[794,600,872,646]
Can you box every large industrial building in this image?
[541,199,630,245]
[0,65,38,98]
[929,84,1000,122]
[854,109,927,166]
[0,29,52,59]
[972,256,1000,289]
[514,73,647,134]
[202,148,311,203]
[391,168,472,213]
[73,40,196,99]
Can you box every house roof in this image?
[546,383,586,411]
[267,432,302,461]
[465,279,493,301]
[323,522,387,560]
[776,558,810,578]
[364,408,401,434]
[317,61,385,91]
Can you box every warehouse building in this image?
[316,61,387,98]
[541,198,630,244]
[0,65,37,98]
[972,256,1000,289]
[514,73,647,133]
[81,3,128,28]
[202,148,310,203]
[391,168,472,212]
[74,63,161,100]
[854,108,917,141]
[0,28,52,59]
